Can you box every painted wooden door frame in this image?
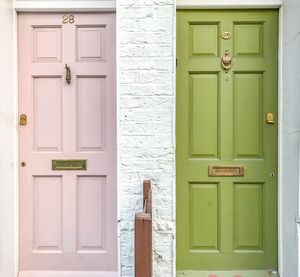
[175,2,283,277]
[13,3,118,277]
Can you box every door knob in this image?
[221,50,232,71]
[65,64,71,84]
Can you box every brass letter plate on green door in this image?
[52,159,87,170]
[208,165,244,177]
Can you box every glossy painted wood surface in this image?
[176,10,278,270]
[18,13,117,272]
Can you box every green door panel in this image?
[176,10,278,270]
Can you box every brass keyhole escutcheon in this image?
[21,162,26,167]
[221,50,232,72]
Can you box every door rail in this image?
[135,180,152,277]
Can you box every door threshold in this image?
[18,271,118,277]
[177,270,279,277]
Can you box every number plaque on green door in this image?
[176,10,278,271]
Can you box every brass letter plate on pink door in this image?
[52,159,87,170]
[208,165,244,177]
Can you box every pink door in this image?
[18,13,117,276]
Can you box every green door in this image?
[176,10,278,272]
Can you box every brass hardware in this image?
[21,162,26,167]
[266,112,275,124]
[62,15,75,24]
[52,159,87,170]
[19,114,27,125]
[208,165,244,177]
[221,31,232,40]
[221,50,232,71]
[65,64,71,84]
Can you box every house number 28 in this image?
[62,15,75,24]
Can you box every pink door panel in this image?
[18,13,117,274]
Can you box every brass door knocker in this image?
[65,64,71,84]
[221,50,232,72]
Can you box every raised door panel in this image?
[189,183,220,251]
[76,25,106,62]
[189,23,220,57]
[233,183,264,251]
[33,26,62,62]
[190,73,220,158]
[76,77,105,152]
[33,77,62,152]
[77,176,106,253]
[33,176,62,253]
[233,73,264,158]
[234,23,264,56]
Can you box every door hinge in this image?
[176,58,178,67]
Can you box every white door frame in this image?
[175,2,283,276]
[13,2,119,277]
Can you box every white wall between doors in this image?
[117,1,176,276]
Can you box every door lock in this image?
[19,114,27,125]
[266,112,275,124]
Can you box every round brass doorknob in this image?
[21,162,26,167]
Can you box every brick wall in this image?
[117,1,176,276]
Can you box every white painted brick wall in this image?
[117,1,175,276]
